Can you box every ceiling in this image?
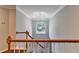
[17,5,65,14]
[16,5,66,17]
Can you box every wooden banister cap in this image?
[8,36,12,39]
[7,36,13,43]
[26,31,29,34]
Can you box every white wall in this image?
[16,10,32,39]
[16,10,32,33]
[16,5,62,39]
[53,6,79,53]
[16,5,79,53]
[16,9,52,39]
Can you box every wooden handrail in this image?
[16,31,29,35]
[7,36,79,53]
[16,31,29,34]
[9,39,79,43]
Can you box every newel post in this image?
[26,31,29,39]
[7,36,12,53]
[26,31,29,51]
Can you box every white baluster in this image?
[18,42,20,53]
[14,42,16,53]
[27,42,30,53]
[24,42,26,53]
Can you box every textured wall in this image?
[9,9,16,39]
[0,7,9,51]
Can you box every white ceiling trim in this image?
[51,5,66,18]
[16,7,30,18]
